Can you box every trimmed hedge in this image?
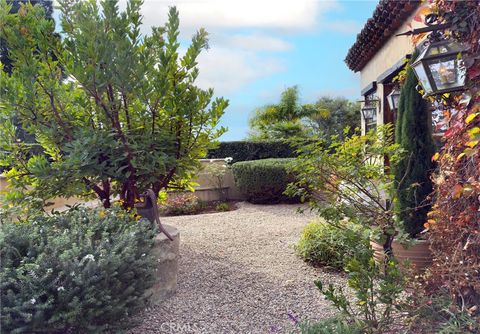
[231,158,297,203]
[206,141,296,162]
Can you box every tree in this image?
[305,96,360,141]
[0,0,53,74]
[0,1,54,158]
[248,86,315,140]
[0,0,228,210]
[248,88,360,141]
[393,60,434,237]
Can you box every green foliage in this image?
[406,288,480,334]
[315,247,405,334]
[296,219,369,270]
[0,206,157,333]
[0,1,54,166]
[248,86,360,141]
[1,0,54,75]
[292,317,362,334]
[0,1,228,210]
[231,158,297,204]
[215,202,230,212]
[159,192,199,216]
[394,60,435,237]
[305,97,360,141]
[248,86,316,140]
[287,125,404,254]
[207,140,297,162]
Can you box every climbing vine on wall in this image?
[418,0,480,310]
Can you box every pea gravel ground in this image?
[129,202,346,334]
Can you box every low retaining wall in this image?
[192,159,244,201]
[0,159,244,209]
[147,224,180,304]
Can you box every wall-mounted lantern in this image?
[386,87,401,110]
[361,105,377,132]
[396,13,467,96]
[411,40,466,95]
[361,105,376,120]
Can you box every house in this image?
[345,0,427,135]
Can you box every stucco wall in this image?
[360,7,426,90]
[194,159,244,201]
[358,5,427,132]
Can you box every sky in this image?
[56,0,379,140]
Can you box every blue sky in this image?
[56,0,379,140]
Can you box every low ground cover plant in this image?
[158,193,200,216]
[296,219,369,270]
[0,207,157,333]
[231,158,297,204]
[291,317,362,334]
[405,286,480,333]
[158,193,235,216]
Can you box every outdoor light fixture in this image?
[361,105,377,121]
[411,40,466,95]
[387,87,401,110]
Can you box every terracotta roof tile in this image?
[345,0,420,72]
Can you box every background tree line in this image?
[247,85,360,141]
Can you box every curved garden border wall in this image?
[0,159,245,210]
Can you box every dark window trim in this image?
[361,81,377,96]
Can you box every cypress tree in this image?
[394,59,435,237]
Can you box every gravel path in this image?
[129,202,345,334]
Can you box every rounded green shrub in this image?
[0,206,157,333]
[231,158,297,204]
[296,220,368,270]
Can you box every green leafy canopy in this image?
[0,0,228,209]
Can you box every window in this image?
[362,92,378,132]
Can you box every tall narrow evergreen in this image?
[394,61,435,237]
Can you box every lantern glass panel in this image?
[392,93,400,109]
[425,43,449,57]
[412,61,433,94]
[427,57,466,92]
[387,89,400,110]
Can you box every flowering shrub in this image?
[159,193,200,216]
[0,207,157,333]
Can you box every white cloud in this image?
[113,0,342,95]
[135,0,339,32]
[322,20,362,34]
[226,33,292,51]
[195,47,285,95]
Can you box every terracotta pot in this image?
[370,239,432,272]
